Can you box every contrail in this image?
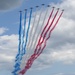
[19,9,64,75]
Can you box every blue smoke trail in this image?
[13,10,27,74]
[12,11,22,75]
[16,11,22,59]
[23,8,33,54]
[15,10,27,62]
[22,9,27,55]
[12,8,33,75]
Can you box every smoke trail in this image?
[47,10,64,40]
[14,10,28,72]
[31,6,49,55]
[35,9,59,54]
[15,8,33,73]
[12,11,22,75]
[19,7,39,71]
[19,6,44,72]
[38,8,59,47]
[20,6,49,71]
[36,10,64,56]
[13,8,33,74]
[19,7,54,74]
[22,9,27,54]
[34,7,55,53]
[16,11,22,59]
[23,8,33,54]
[40,7,54,37]
[19,9,64,75]
[29,5,44,53]
[26,6,39,53]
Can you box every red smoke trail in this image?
[36,10,64,56]
[35,8,59,53]
[34,7,54,52]
[40,7,54,36]
[19,9,64,75]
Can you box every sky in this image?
[0,0,75,75]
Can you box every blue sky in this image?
[0,0,75,75]
[0,0,60,35]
